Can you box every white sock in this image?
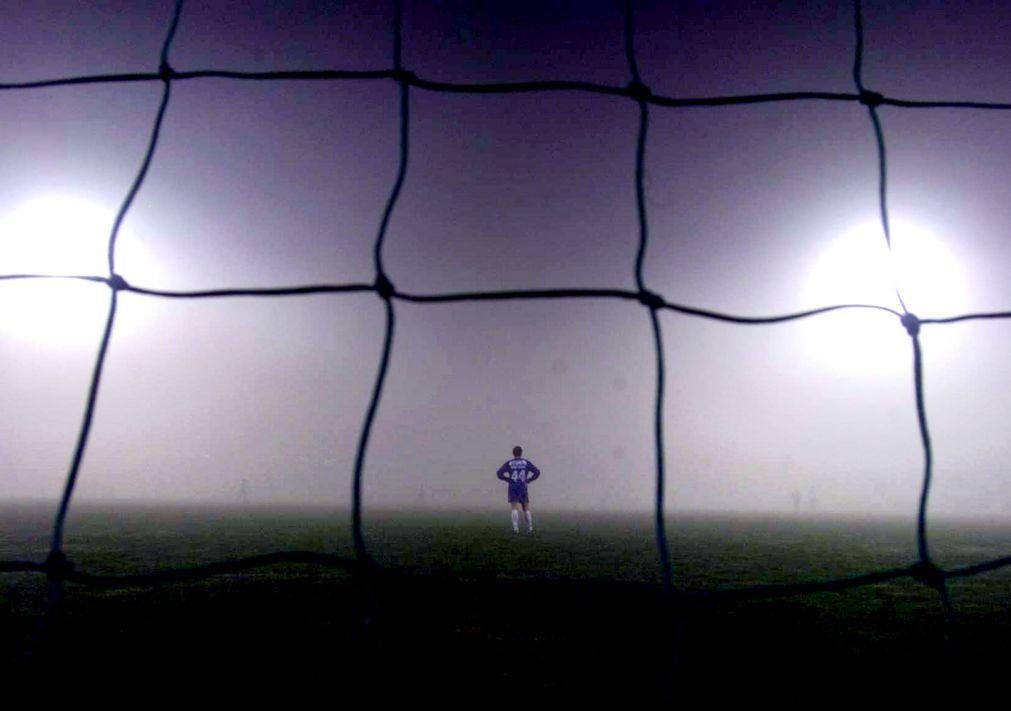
[525,511,533,531]
[511,510,519,532]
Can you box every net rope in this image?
[2,0,1010,671]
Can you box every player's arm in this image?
[496,463,510,482]
[526,461,541,483]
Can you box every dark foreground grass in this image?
[3,504,1010,704]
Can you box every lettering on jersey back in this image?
[509,458,529,483]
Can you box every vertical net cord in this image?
[48,0,183,569]
[910,329,955,621]
[852,0,953,637]
[624,0,672,594]
[351,0,409,567]
[852,0,907,315]
[35,2,184,667]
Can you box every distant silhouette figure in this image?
[239,478,250,504]
[496,446,541,533]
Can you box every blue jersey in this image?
[497,458,541,486]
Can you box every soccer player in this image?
[496,446,541,533]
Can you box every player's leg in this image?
[510,502,521,533]
[522,502,533,532]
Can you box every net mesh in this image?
[3,0,1011,688]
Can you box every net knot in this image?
[910,560,945,591]
[159,61,176,80]
[44,549,74,580]
[901,312,920,337]
[626,80,652,102]
[107,273,130,291]
[392,68,417,85]
[374,273,396,300]
[859,89,884,107]
[638,289,665,310]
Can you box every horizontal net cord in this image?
[12,272,1011,325]
[5,551,1009,601]
[0,273,913,322]
[2,551,360,586]
[5,68,1011,112]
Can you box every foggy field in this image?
[10,0,1011,705]
[3,503,1010,703]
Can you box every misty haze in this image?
[4,0,1011,703]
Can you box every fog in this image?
[4,1,1011,520]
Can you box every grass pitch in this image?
[3,504,1010,703]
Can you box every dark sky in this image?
[3,1,1011,518]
